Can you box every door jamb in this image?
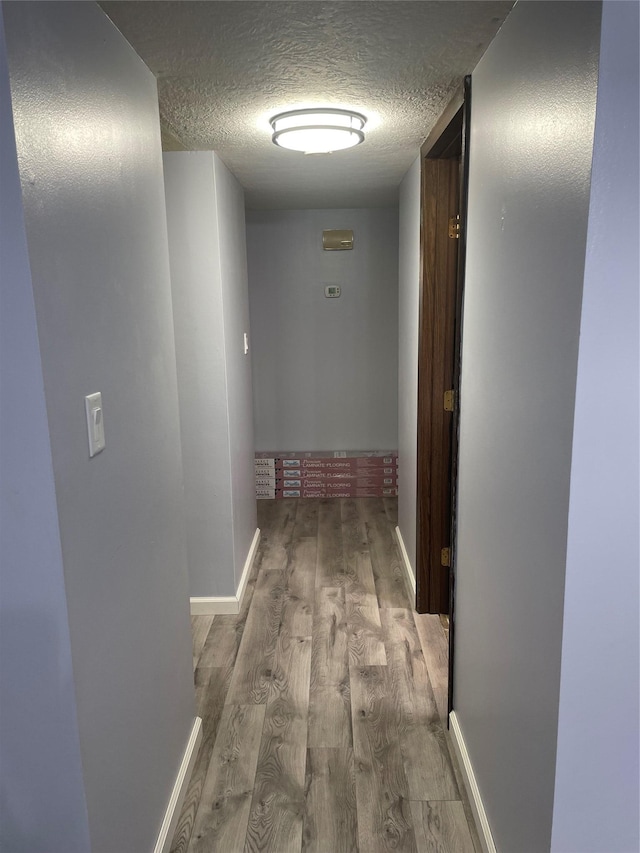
[416,86,464,615]
[447,76,472,717]
[420,87,464,160]
[415,77,472,719]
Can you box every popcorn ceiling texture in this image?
[101,1,512,209]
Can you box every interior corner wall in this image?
[2,4,196,852]
[164,152,257,597]
[551,3,639,849]
[0,13,90,851]
[452,2,601,851]
[212,155,257,589]
[246,207,399,453]
[397,157,421,578]
[163,152,236,597]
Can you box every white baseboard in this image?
[190,596,238,615]
[190,528,260,616]
[153,716,202,853]
[236,527,260,613]
[394,526,416,606]
[448,711,497,853]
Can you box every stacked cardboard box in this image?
[255,451,398,499]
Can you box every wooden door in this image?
[416,157,460,614]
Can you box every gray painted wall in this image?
[164,152,235,597]
[247,208,399,452]
[213,156,258,589]
[453,3,601,851]
[551,3,639,849]
[0,14,90,852]
[164,152,257,597]
[2,4,196,852]
[397,158,421,579]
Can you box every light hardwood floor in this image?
[172,498,480,853]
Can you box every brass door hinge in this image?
[448,215,460,239]
[441,547,451,567]
[444,389,455,412]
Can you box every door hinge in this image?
[441,547,451,567]
[448,215,460,239]
[444,389,455,412]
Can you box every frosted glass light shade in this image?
[270,109,366,154]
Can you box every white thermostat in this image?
[325,285,341,298]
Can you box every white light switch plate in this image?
[85,392,105,457]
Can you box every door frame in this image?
[416,151,460,615]
[415,77,472,714]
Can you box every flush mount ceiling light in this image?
[270,108,367,154]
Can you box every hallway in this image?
[172,498,479,853]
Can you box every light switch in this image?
[244,332,249,354]
[85,392,105,457]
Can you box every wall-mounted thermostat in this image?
[325,285,341,298]
[323,229,353,250]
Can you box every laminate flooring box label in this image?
[257,474,396,487]
[267,468,397,478]
[256,487,398,500]
[255,451,398,500]
[255,450,397,460]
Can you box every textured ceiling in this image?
[100,1,513,209]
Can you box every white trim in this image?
[190,596,238,615]
[394,526,416,605]
[190,528,261,616]
[153,716,202,853]
[236,528,260,613]
[448,711,497,853]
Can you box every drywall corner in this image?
[211,153,258,592]
[397,157,421,576]
[3,6,196,851]
[189,526,260,615]
[0,13,90,850]
[452,2,602,849]
[551,3,639,849]
[164,151,236,598]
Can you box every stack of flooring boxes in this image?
[255,451,398,500]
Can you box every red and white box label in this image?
[255,451,398,500]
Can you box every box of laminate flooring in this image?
[255,449,397,460]
[257,473,396,486]
[262,487,398,499]
[255,451,398,499]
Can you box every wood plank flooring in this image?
[173,498,479,853]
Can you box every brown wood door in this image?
[416,157,460,614]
